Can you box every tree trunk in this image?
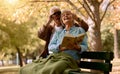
[1,60,4,66]
[114,28,119,58]
[16,47,23,67]
[88,18,102,51]
[88,21,102,73]
[89,29,102,51]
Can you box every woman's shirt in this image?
[48,25,88,60]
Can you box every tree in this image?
[23,0,115,52]
[109,0,120,58]
[0,0,117,66]
[101,24,114,51]
[0,0,49,66]
[0,18,31,66]
[64,0,115,51]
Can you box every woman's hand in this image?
[72,44,81,51]
[60,46,67,51]
[59,43,81,51]
[59,43,73,51]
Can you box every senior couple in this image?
[19,6,88,74]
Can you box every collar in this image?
[63,25,76,32]
[54,25,63,31]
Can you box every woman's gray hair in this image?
[61,9,72,15]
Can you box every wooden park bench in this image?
[69,51,114,74]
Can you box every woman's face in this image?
[61,10,73,25]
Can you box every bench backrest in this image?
[79,51,114,74]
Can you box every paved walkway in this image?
[0,66,19,74]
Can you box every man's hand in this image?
[45,15,53,26]
[48,15,53,22]
[72,13,79,21]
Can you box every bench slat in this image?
[80,51,114,60]
[79,61,112,72]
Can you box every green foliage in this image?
[0,18,43,60]
[0,0,117,60]
[0,18,30,48]
[101,24,114,51]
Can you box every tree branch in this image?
[77,0,83,5]
[29,0,65,2]
[83,0,95,22]
[101,0,115,22]
[64,0,85,19]
[18,0,65,9]
[99,0,104,4]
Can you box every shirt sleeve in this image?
[38,25,53,41]
[48,32,60,53]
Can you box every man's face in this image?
[51,11,61,22]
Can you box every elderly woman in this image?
[47,10,88,73]
[48,9,88,60]
[19,10,88,74]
